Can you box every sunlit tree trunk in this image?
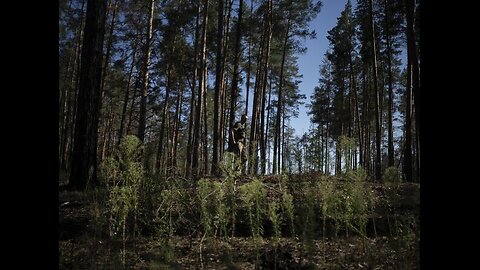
[137,0,155,142]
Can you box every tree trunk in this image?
[349,48,362,169]
[61,0,86,172]
[59,50,73,170]
[212,0,225,176]
[369,0,382,181]
[97,0,120,162]
[260,0,273,175]
[100,97,114,160]
[69,0,107,189]
[99,0,119,98]
[126,78,139,135]
[118,44,138,145]
[245,0,253,116]
[185,1,201,177]
[193,0,209,177]
[170,82,183,171]
[202,76,209,175]
[384,0,395,167]
[275,17,291,175]
[249,12,267,175]
[219,0,233,164]
[137,0,155,142]
[156,60,174,174]
[263,76,273,174]
[227,0,243,148]
[404,66,413,182]
[405,0,420,182]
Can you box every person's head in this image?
[241,114,248,124]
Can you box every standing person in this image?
[228,114,248,172]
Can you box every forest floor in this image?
[59,174,420,269]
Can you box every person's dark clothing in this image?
[228,121,247,166]
[232,121,246,143]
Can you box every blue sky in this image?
[292,0,354,136]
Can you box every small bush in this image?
[384,166,401,183]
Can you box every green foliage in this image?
[317,170,375,239]
[281,191,295,236]
[268,201,281,243]
[221,152,241,178]
[318,176,341,237]
[98,135,145,239]
[390,214,419,267]
[343,168,375,237]
[97,135,145,267]
[345,171,366,236]
[345,167,367,182]
[98,158,121,188]
[384,166,401,183]
[212,181,229,238]
[197,178,233,238]
[339,135,356,173]
[239,179,266,239]
[155,178,182,238]
[117,135,144,167]
[301,184,317,257]
[198,178,213,237]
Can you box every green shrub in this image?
[281,191,295,236]
[198,178,213,237]
[384,166,401,183]
[239,179,266,239]
[268,201,281,242]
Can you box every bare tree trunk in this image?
[118,44,138,145]
[100,97,114,160]
[384,0,395,167]
[249,12,267,175]
[126,79,139,135]
[369,0,382,181]
[227,0,243,151]
[202,76,209,175]
[69,0,107,189]
[414,111,420,181]
[61,0,87,172]
[185,1,201,177]
[137,0,155,142]
[319,125,324,172]
[170,82,183,171]
[193,0,209,177]
[281,113,286,172]
[212,0,225,176]
[349,49,362,168]
[260,0,273,176]
[361,65,368,171]
[245,0,253,116]
[325,122,329,175]
[104,106,116,158]
[100,0,119,98]
[405,0,420,182]
[274,17,291,175]
[97,0,120,162]
[59,50,74,170]
[156,59,174,174]
[272,109,278,175]
[263,76,273,174]
[219,0,233,164]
